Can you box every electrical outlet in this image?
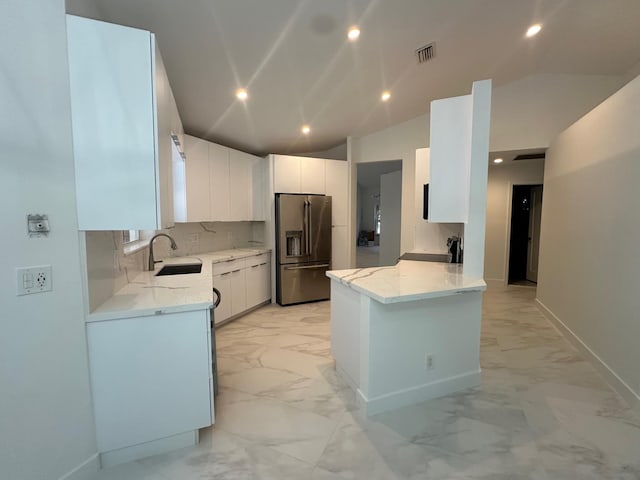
[16,265,52,295]
[425,354,435,371]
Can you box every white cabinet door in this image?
[251,157,265,220]
[332,225,349,270]
[300,157,326,194]
[182,135,211,222]
[209,143,230,220]
[67,16,176,230]
[257,261,271,304]
[229,149,252,220]
[212,273,232,324]
[87,310,211,453]
[245,255,270,307]
[429,94,472,223]
[274,155,301,193]
[230,268,247,316]
[325,160,348,226]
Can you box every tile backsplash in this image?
[84,222,266,312]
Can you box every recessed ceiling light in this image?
[526,24,542,38]
[381,91,391,102]
[235,88,248,101]
[493,158,504,164]
[347,26,360,41]
[301,125,311,135]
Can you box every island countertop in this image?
[326,260,486,304]
[87,248,270,322]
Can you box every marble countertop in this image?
[326,260,486,304]
[87,248,270,323]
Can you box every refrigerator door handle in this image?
[284,264,330,270]
[307,198,313,256]
[303,199,311,256]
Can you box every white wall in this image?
[537,75,640,403]
[0,1,98,478]
[490,74,625,152]
[484,160,545,282]
[350,115,427,259]
[349,73,625,267]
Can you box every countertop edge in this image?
[327,266,487,304]
[87,300,213,323]
[86,248,271,322]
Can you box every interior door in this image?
[308,195,332,263]
[526,186,543,282]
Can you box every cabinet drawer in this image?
[212,258,245,276]
[245,252,269,268]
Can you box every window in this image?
[375,205,381,235]
[122,230,140,244]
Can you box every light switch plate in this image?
[16,265,52,295]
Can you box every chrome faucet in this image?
[148,233,178,271]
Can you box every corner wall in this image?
[0,0,98,478]
[537,75,640,403]
[484,160,545,282]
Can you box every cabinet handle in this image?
[225,259,234,263]
[221,272,231,276]
[251,264,260,269]
[284,264,330,271]
[259,262,267,266]
[232,269,241,273]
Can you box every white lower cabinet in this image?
[212,253,271,324]
[86,309,213,456]
[212,272,232,324]
[246,253,271,306]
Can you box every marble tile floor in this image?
[90,286,640,480]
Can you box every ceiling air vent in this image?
[416,43,436,64]
[513,153,546,161]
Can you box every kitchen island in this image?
[327,260,486,415]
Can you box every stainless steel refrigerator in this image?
[275,193,332,306]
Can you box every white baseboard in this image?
[535,298,640,407]
[484,278,505,287]
[357,370,481,416]
[100,430,199,468]
[57,453,100,480]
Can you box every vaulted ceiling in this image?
[66,0,640,156]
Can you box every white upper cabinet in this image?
[176,135,210,222]
[273,155,327,194]
[66,15,175,230]
[273,155,302,193]
[209,143,230,221]
[300,157,326,194]
[229,149,254,220]
[428,94,472,223]
[175,135,264,222]
[325,160,348,226]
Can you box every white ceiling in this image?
[66,0,640,156]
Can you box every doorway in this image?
[508,184,543,285]
[355,160,402,268]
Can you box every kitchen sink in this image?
[155,263,202,276]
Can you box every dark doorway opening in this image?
[508,184,543,285]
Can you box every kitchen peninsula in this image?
[329,79,492,416]
[328,260,486,415]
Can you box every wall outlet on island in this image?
[425,354,435,371]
